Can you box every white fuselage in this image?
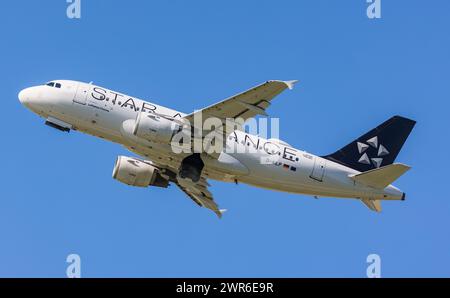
[18,80,404,202]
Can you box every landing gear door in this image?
[310,157,326,182]
[73,83,90,105]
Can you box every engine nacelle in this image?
[112,156,169,188]
[133,112,181,144]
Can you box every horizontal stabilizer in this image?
[361,199,382,212]
[349,163,411,189]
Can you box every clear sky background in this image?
[0,1,449,277]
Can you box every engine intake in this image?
[112,156,169,188]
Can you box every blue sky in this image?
[0,0,449,277]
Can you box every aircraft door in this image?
[310,157,326,182]
[73,83,90,105]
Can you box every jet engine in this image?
[112,156,169,188]
[133,112,181,144]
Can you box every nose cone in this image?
[18,88,28,104]
[18,86,44,112]
[18,87,33,105]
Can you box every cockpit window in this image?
[46,82,62,88]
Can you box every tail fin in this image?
[324,116,416,172]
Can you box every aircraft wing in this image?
[175,176,226,218]
[183,80,297,131]
[126,154,225,217]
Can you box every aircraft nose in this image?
[18,87,31,105]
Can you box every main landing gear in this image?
[179,153,204,183]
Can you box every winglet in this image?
[284,80,298,90]
[216,209,228,219]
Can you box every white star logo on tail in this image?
[357,136,389,168]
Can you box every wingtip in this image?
[267,80,299,90]
[216,209,228,219]
[285,80,299,90]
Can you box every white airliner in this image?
[19,80,415,217]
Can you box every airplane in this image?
[18,80,416,218]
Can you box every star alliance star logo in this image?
[357,136,389,168]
